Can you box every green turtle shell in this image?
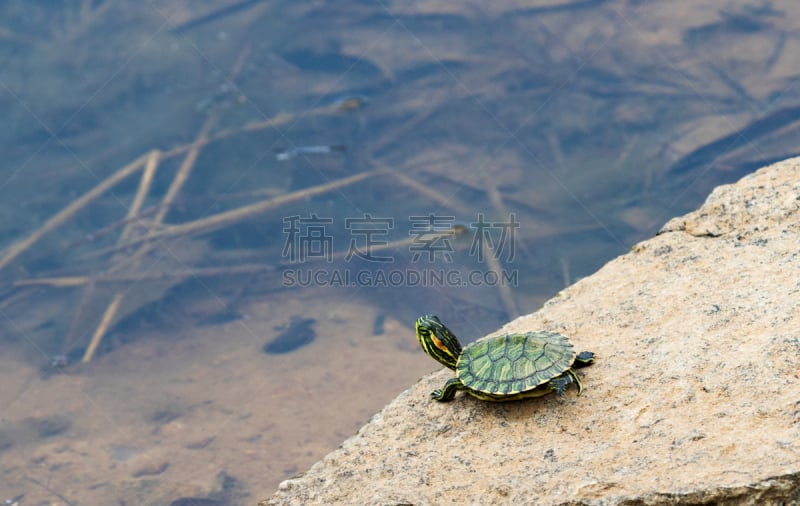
[456,331,577,395]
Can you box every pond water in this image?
[1,1,799,504]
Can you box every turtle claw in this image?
[548,376,572,396]
[431,378,464,402]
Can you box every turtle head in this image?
[415,315,463,370]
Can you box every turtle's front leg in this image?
[432,378,466,402]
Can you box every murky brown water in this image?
[2,1,800,504]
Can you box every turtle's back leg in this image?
[547,368,586,396]
[546,374,573,396]
[567,368,585,395]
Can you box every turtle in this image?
[414,315,594,402]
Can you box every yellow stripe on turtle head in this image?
[415,315,462,370]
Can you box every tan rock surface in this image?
[263,158,800,505]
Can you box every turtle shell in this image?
[456,331,576,396]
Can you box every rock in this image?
[262,158,800,505]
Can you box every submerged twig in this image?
[80,150,163,363]
[15,263,277,287]
[560,254,571,288]
[0,152,152,271]
[80,44,255,363]
[95,169,385,257]
[82,116,218,362]
[81,291,123,363]
[169,0,265,33]
[482,241,518,320]
[62,278,96,357]
[371,157,472,215]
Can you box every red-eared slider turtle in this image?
[415,315,594,402]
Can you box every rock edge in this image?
[263,158,800,505]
